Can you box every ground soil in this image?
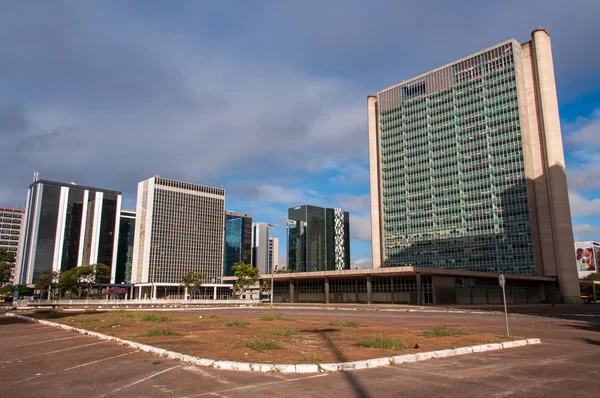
[26,309,512,364]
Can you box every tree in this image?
[0,247,15,263]
[0,284,33,297]
[181,270,203,299]
[35,271,59,300]
[232,262,259,299]
[0,263,11,283]
[0,247,15,283]
[581,273,600,299]
[58,268,79,297]
[106,287,128,299]
[261,280,271,300]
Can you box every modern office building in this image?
[367,28,580,302]
[0,207,23,256]
[113,209,136,284]
[223,211,252,277]
[15,180,122,285]
[287,205,350,272]
[131,176,225,285]
[252,222,274,274]
[269,236,279,272]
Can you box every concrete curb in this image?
[6,313,541,374]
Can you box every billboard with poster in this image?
[574,241,599,278]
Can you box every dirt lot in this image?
[26,309,513,363]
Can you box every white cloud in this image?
[351,257,372,270]
[350,214,371,241]
[336,194,370,213]
[564,109,600,149]
[569,192,600,217]
[573,224,600,241]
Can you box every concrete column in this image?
[137,286,142,300]
[531,28,580,303]
[213,286,217,300]
[258,282,263,301]
[232,285,237,299]
[355,279,359,303]
[593,283,597,302]
[390,278,394,304]
[367,275,372,305]
[416,274,422,305]
[289,280,294,303]
[367,95,383,269]
[324,277,330,304]
[152,285,157,300]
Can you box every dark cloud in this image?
[0,0,598,210]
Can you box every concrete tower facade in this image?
[368,29,579,302]
[131,176,225,284]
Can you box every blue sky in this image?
[1,1,600,268]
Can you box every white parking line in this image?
[4,341,109,363]
[65,351,136,371]
[11,351,137,384]
[384,366,465,379]
[12,336,80,348]
[180,374,329,398]
[99,365,181,397]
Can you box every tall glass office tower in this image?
[223,211,252,277]
[368,28,580,302]
[114,210,136,284]
[15,180,122,284]
[287,205,350,272]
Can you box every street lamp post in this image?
[267,224,279,305]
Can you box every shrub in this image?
[355,338,408,350]
[418,327,471,338]
[136,328,181,337]
[246,339,282,351]
[225,319,250,327]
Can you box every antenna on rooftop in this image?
[33,171,39,182]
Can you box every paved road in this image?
[1,307,599,397]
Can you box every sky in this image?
[1,0,600,269]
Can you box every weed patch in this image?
[136,328,181,337]
[102,321,124,328]
[356,337,408,350]
[302,353,323,363]
[225,319,250,327]
[246,339,282,351]
[137,313,173,323]
[329,321,361,328]
[258,313,295,322]
[418,327,470,338]
[262,328,297,336]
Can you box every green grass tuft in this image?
[137,313,173,323]
[246,339,282,351]
[262,328,297,336]
[70,318,101,323]
[302,353,323,364]
[225,319,250,327]
[328,321,361,328]
[355,337,408,350]
[136,328,181,337]
[418,327,471,338]
[258,313,295,322]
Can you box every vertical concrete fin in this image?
[368,95,382,268]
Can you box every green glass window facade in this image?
[379,42,535,275]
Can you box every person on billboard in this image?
[576,248,586,271]
[582,248,595,271]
